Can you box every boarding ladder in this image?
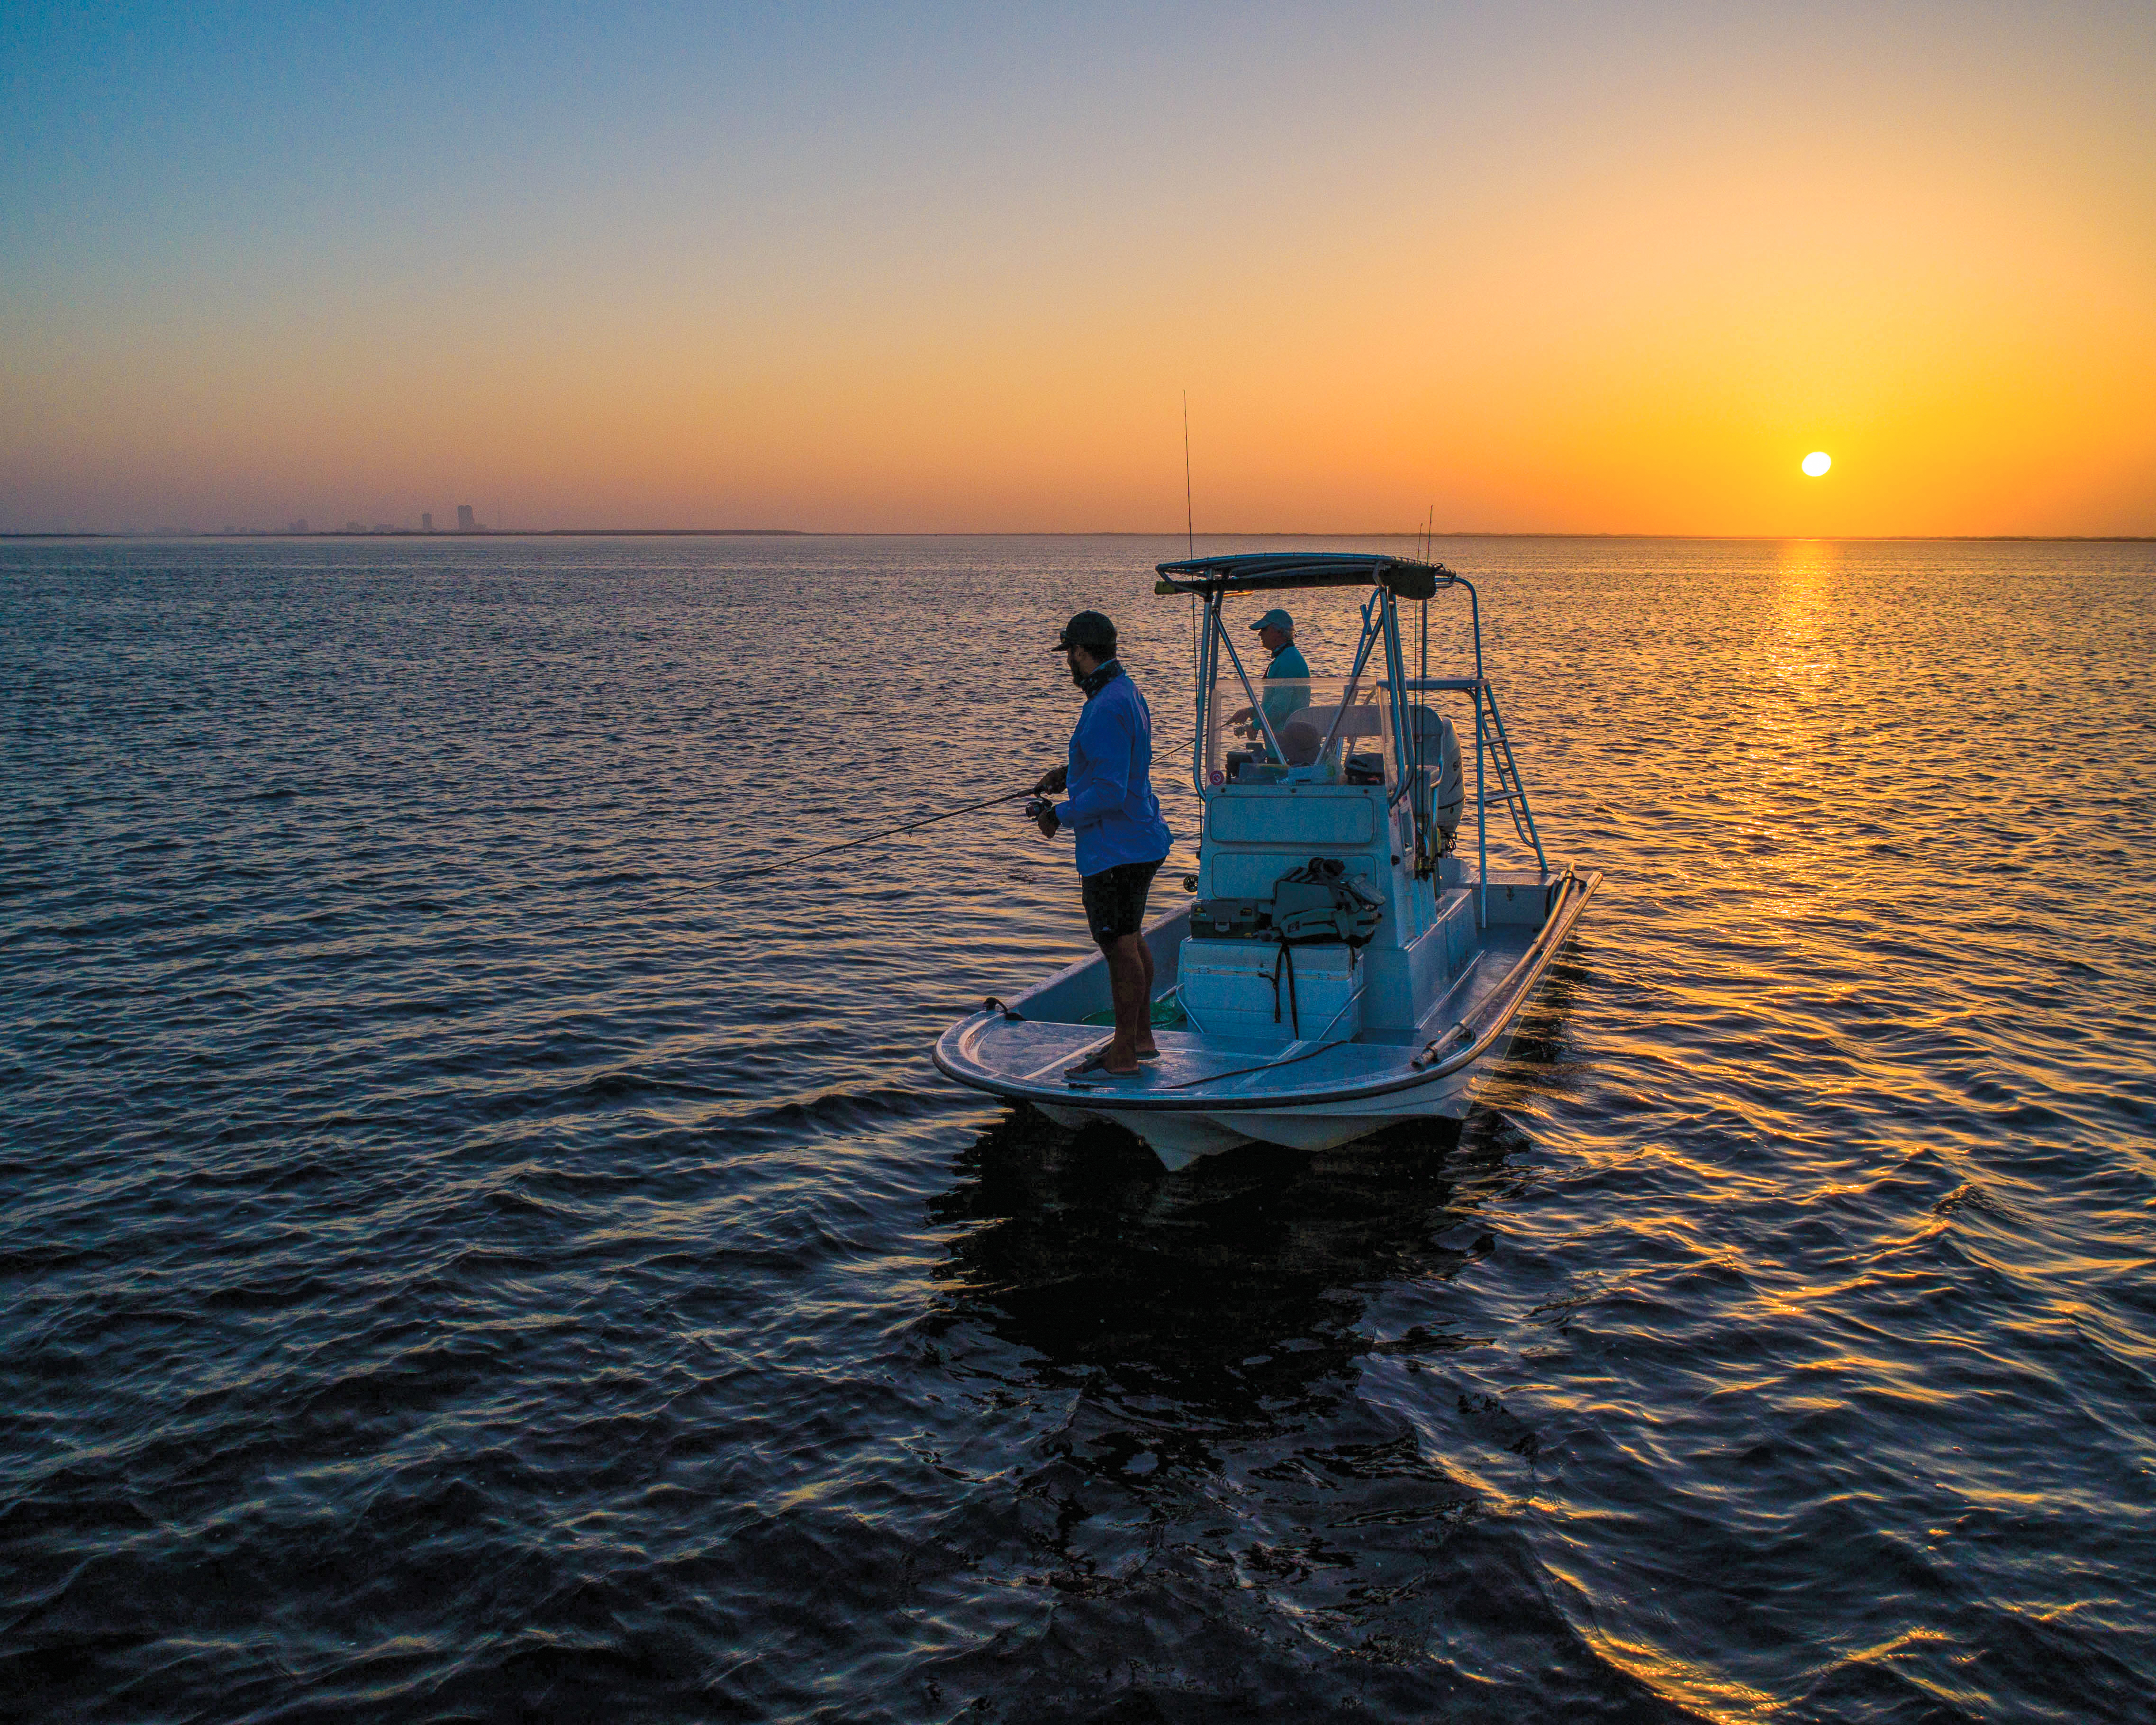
[1472,680,1546,867]
[1405,673,1549,919]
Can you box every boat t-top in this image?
[934,552,1600,1169]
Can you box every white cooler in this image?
[1177,938,1364,1044]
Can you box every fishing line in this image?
[725,786,1035,880]
[723,735,1193,882]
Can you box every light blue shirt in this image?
[1054,661,1173,876]
[1260,641,1311,734]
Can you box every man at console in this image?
[1251,608,1311,736]
[1230,606,1316,765]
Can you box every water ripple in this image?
[2,534,2152,1721]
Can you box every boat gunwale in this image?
[933,867,1600,1114]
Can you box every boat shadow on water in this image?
[898,974,1697,1722]
[925,955,1588,1424]
[934,1106,1489,1420]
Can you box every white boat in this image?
[935,552,1599,1171]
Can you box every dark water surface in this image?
[3,535,2152,1723]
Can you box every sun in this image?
[1802,451,1832,477]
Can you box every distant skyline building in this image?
[288,518,308,534]
[456,504,476,531]
[421,511,433,532]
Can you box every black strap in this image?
[1268,936,1300,1036]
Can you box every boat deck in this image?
[946,927,1540,1108]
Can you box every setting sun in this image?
[1803,452,1833,478]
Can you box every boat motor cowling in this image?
[1401,709,1464,851]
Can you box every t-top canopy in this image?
[1155,551,1453,601]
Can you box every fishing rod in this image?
[1183,390,1195,559]
[728,735,1193,881]
[726,785,1034,881]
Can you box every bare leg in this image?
[1101,935,1149,1072]
[1132,934,1159,1056]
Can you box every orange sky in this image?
[3,6,2151,535]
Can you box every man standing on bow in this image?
[1030,611,1173,1078]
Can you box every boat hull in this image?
[1034,1080,1477,1169]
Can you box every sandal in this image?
[1065,1050,1141,1080]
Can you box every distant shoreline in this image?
[0,528,807,541]
[2,529,2150,544]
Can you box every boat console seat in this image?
[1228,703,1384,778]
[1301,703,1382,739]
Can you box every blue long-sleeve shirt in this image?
[1054,661,1173,877]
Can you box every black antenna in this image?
[1182,391,1195,558]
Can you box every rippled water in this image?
[3,534,2151,1723]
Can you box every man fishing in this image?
[1028,610,1173,1078]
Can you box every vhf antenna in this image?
[1183,390,1195,558]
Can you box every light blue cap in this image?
[1250,607,1294,632]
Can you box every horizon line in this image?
[4,529,2154,545]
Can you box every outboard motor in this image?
[1404,708,1464,854]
